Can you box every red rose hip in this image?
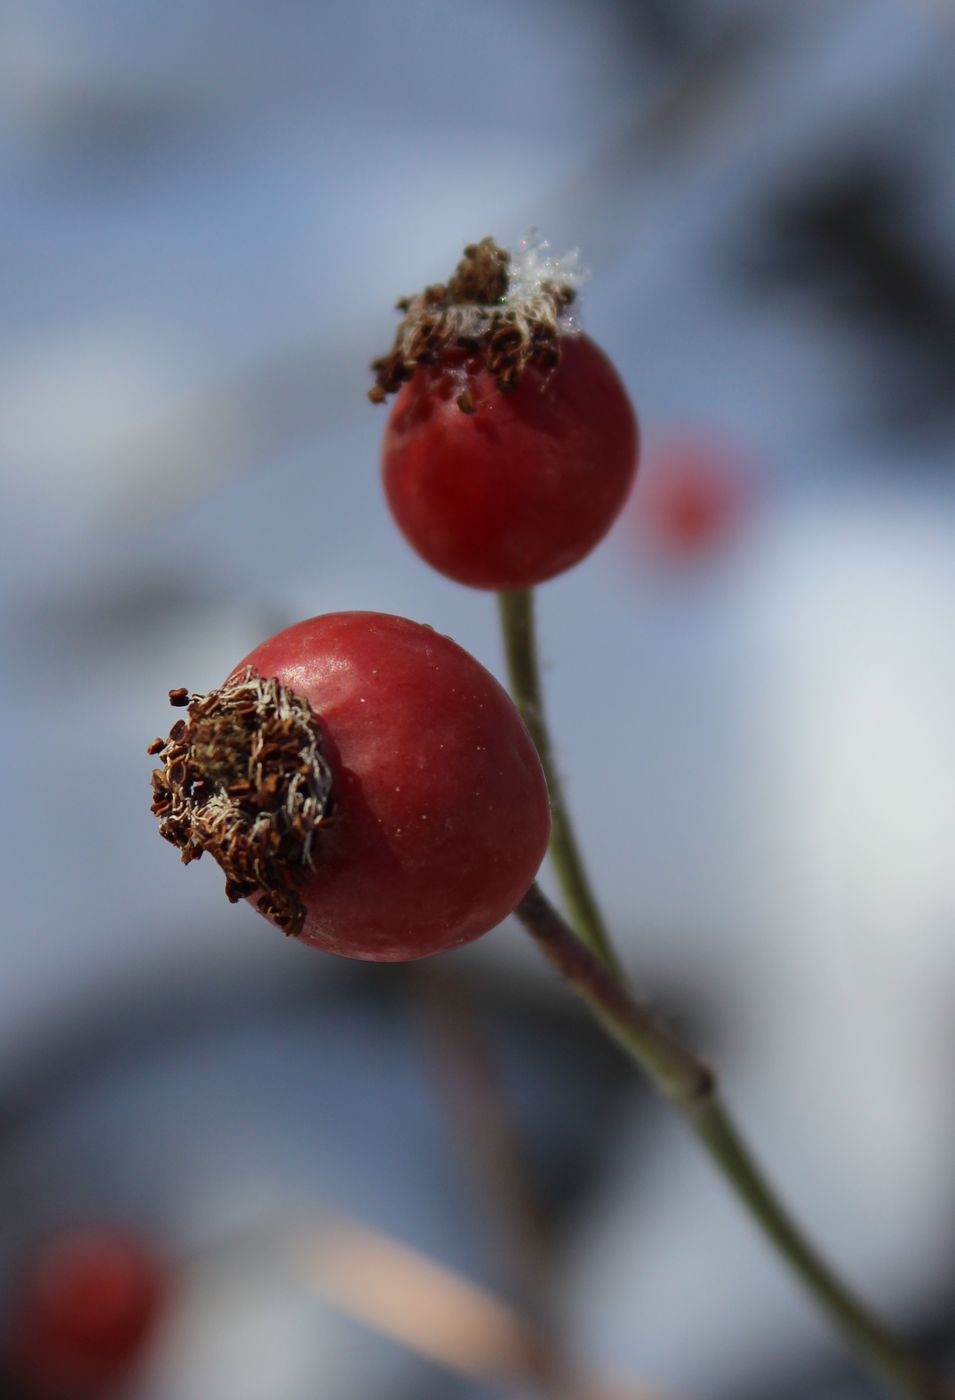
[150,612,550,961]
[372,237,639,591]
[7,1228,166,1399]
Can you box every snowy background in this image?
[2,1,955,1397]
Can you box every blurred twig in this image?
[909,0,955,24]
[294,1210,674,1400]
[412,965,556,1312]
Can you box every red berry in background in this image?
[150,612,550,961]
[634,433,748,562]
[7,1229,166,1399]
[372,237,639,591]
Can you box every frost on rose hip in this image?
[149,612,550,962]
[371,235,639,591]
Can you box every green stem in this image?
[497,589,620,973]
[515,884,951,1400]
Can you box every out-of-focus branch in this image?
[294,1210,674,1400]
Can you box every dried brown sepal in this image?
[149,670,334,937]
[369,236,576,406]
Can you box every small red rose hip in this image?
[636,432,748,561]
[7,1228,166,1399]
[150,612,550,961]
[371,237,639,591]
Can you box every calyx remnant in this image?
[149,670,333,936]
[369,236,577,405]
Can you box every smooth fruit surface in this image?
[382,334,638,590]
[233,612,550,960]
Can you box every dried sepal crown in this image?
[149,669,333,936]
[370,235,582,405]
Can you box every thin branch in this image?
[498,589,621,972]
[515,883,952,1400]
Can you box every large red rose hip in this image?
[372,237,639,591]
[150,613,550,961]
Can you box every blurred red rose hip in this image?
[636,433,749,562]
[7,1228,166,1399]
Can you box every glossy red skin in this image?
[9,1229,165,1398]
[233,613,550,961]
[382,334,639,590]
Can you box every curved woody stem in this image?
[495,589,948,1396]
[516,883,951,1400]
[497,588,621,973]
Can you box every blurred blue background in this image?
[2,1,955,1397]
